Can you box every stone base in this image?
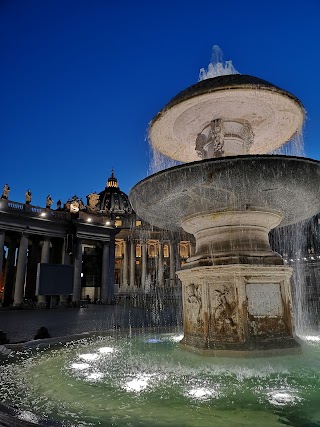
[180,339,301,357]
[177,264,298,355]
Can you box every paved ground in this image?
[0,304,182,343]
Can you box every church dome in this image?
[98,170,132,214]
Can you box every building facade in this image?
[0,172,193,307]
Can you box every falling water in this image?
[271,214,320,334]
[148,145,181,175]
[199,45,240,81]
[270,129,305,157]
[269,127,319,334]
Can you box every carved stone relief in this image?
[209,285,237,337]
[185,283,203,332]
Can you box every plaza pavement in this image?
[0,304,182,343]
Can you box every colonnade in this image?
[0,230,115,307]
[115,238,193,290]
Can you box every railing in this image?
[0,199,69,221]
[7,201,24,211]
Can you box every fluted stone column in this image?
[2,239,16,306]
[141,240,147,288]
[123,240,128,288]
[158,241,164,287]
[13,234,29,306]
[130,239,135,287]
[101,242,110,303]
[72,238,82,304]
[169,241,175,287]
[37,237,51,304]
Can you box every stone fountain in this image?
[129,74,320,355]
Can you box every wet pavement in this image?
[0,304,182,343]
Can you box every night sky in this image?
[1,0,319,207]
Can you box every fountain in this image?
[129,72,320,355]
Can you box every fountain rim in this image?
[149,74,305,128]
[129,154,320,192]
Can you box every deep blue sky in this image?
[1,0,319,207]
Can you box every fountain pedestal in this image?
[177,209,298,355]
[177,265,298,355]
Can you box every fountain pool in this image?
[1,332,320,426]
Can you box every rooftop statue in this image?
[46,194,53,209]
[25,189,32,204]
[86,192,100,211]
[1,184,10,199]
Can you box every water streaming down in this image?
[148,145,181,175]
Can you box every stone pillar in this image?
[129,239,135,287]
[72,238,82,304]
[41,238,51,263]
[158,241,164,287]
[60,238,71,305]
[101,241,110,303]
[37,237,51,304]
[169,241,175,287]
[141,240,147,288]
[2,239,16,306]
[62,237,72,265]
[123,240,128,288]
[13,234,29,306]
[109,235,116,302]
[25,237,40,300]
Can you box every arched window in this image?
[148,243,157,258]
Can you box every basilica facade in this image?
[0,171,193,307]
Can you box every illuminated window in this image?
[136,220,142,227]
[115,220,122,227]
[136,244,141,258]
[179,242,190,259]
[115,242,122,258]
[163,244,169,258]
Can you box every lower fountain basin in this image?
[129,155,320,232]
[1,332,320,426]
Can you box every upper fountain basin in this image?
[129,155,320,232]
[149,75,305,162]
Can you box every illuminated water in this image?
[1,332,320,426]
